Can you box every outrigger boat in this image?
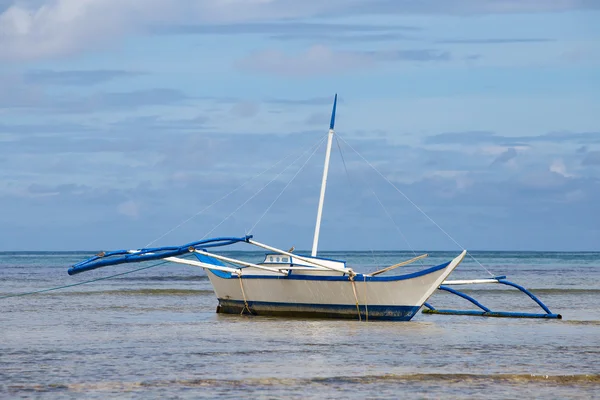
[68,95,561,321]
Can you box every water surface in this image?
[1,251,599,399]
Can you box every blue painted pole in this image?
[497,279,553,315]
[422,309,562,319]
[438,285,491,312]
[329,93,337,130]
[68,235,252,275]
[422,277,562,320]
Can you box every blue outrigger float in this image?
[68,95,561,321]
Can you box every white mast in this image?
[311,94,337,257]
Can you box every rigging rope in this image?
[334,137,383,270]
[337,134,494,277]
[143,135,326,248]
[1,135,326,302]
[249,135,326,233]
[200,135,328,240]
[368,188,426,267]
[335,136,424,268]
[0,260,170,300]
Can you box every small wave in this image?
[306,373,600,385]
[6,373,600,393]
[115,276,208,282]
[54,288,214,296]
[562,320,600,326]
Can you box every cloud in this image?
[582,151,600,166]
[24,69,144,86]
[426,130,600,146]
[117,199,140,218]
[3,0,589,61]
[157,21,419,43]
[157,21,418,36]
[339,0,600,16]
[304,112,329,126]
[491,147,517,165]
[0,85,190,113]
[230,101,260,118]
[2,118,599,250]
[236,45,450,76]
[59,88,190,113]
[0,114,212,158]
[0,121,96,135]
[436,38,555,44]
[0,1,342,61]
[0,73,45,108]
[264,96,338,106]
[0,0,181,61]
[426,131,499,144]
[270,32,413,43]
[549,159,573,177]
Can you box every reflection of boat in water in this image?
[68,95,560,321]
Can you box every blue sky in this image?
[0,0,599,252]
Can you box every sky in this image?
[0,0,599,252]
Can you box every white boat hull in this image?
[205,251,466,321]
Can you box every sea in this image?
[1,250,599,399]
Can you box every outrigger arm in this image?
[422,276,562,319]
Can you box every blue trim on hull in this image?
[217,299,420,321]
[203,260,451,282]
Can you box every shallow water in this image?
[1,251,599,399]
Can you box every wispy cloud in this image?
[24,69,144,86]
[230,101,260,118]
[339,0,600,16]
[436,38,555,44]
[2,0,590,61]
[582,151,600,166]
[237,45,450,76]
[270,32,414,43]
[491,147,518,165]
[426,130,600,146]
[155,21,419,36]
[264,96,338,106]
[1,86,191,114]
[156,21,419,43]
[549,159,573,177]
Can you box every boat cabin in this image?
[249,253,348,276]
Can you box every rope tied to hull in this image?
[238,274,252,315]
[363,275,368,322]
[349,276,362,322]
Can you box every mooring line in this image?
[0,260,170,300]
